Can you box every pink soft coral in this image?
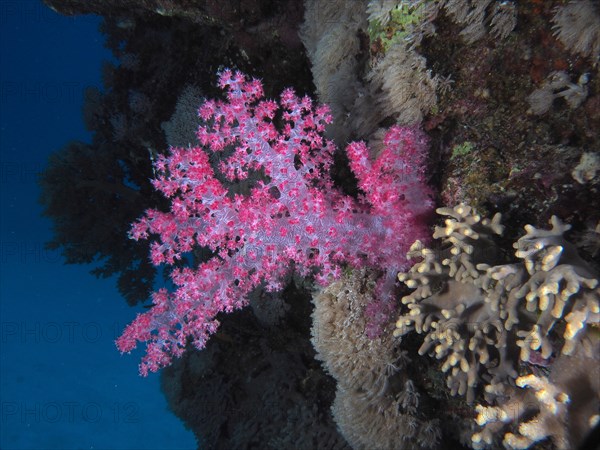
[116,70,433,375]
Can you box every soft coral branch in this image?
[116,70,433,376]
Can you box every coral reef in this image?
[572,152,600,185]
[552,0,600,61]
[312,269,443,450]
[161,85,204,148]
[116,71,433,375]
[416,0,599,229]
[527,71,589,115]
[300,0,439,145]
[300,0,599,240]
[395,204,599,449]
[40,0,600,448]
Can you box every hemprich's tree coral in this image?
[116,70,433,376]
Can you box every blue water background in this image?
[0,1,196,448]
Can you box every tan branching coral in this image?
[395,204,599,448]
[472,334,599,449]
[510,216,599,358]
[394,204,516,404]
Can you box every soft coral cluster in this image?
[116,70,433,375]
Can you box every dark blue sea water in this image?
[0,1,196,448]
